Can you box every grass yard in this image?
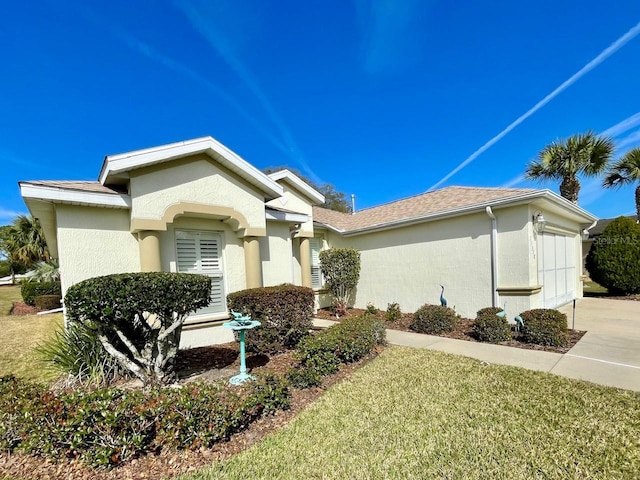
[0,285,62,382]
[182,346,640,480]
[583,280,609,296]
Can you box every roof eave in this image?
[20,183,131,208]
[99,137,284,201]
[268,169,325,205]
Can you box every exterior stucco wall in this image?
[55,205,139,295]
[261,222,295,286]
[325,212,495,319]
[266,183,315,236]
[130,155,267,231]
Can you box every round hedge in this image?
[586,216,640,295]
[472,314,512,343]
[519,309,568,347]
[476,306,504,317]
[410,304,458,334]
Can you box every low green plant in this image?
[20,281,61,306]
[410,304,458,334]
[286,367,322,388]
[293,316,385,388]
[386,302,402,322]
[472,314,512,343]
[0,374,290,468]
[366,302,379,314]
[476,306,503,317]
[37,321,125,386]
[519,309,568,347]
[34,294,62,310]
[227,285,314,354]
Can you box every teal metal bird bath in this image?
[223,312,260,385]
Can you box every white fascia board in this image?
[100,136,284,200]
[268,169,325,204]
[266,208,310,223]
[327,190,597,237]
[20,184,131,208]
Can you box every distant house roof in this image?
[313,186,594,235]
[588,215,637,238]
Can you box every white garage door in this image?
[537,233,576,308]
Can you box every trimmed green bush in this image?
[227,285,314,354]
[34,294,62,310]
[586,216,640,295]
[386,302,402,322]
[476,306,504,317]
[21,281,61,306]
[319,248,361,316]
[472,314,512,343]
[519,309,569,347]
[410,304,458,334]
[0,374,290,468]
[64,272,211,385]
[289,316,385,389]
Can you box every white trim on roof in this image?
[315,189,597,236]
[265,208,310,223]
[99,136,284,200]
[20,183,131,208]
[268,169,325,205]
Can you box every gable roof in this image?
[268,169,325,204]
[313,186,596,234]
[99,136,284,201]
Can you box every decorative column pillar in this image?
[138,230,162,272]
[244,236,263,289]
[299,237,312,288]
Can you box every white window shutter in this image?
[310,238,323,289]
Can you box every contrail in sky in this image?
[429,20,640,191]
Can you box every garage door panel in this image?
[538,233,576,309]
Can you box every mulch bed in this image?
[0,342,384,480]
[315,308,586,354]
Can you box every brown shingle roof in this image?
[313,186,537,232]
[21,181,122,194]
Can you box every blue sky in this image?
[2,0,640,222]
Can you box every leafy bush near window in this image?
[227,285,314,354]
[586,216,640,295]
[289,316,385,388]
[410,304,459,335]
[20,281,61,306]
[64,272,212,385]
[319,248,361,316]
[476,306,504,317]
[366,302,379,314]
[519,309,568,347]
[0,374,289,468]
[37,320,125,387]
[472,314,512,343]
[386,302,402,322]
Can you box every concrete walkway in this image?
[313,298,640,392]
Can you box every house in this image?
[20,137,597,347]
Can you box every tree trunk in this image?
[559,176,580,203]
[636,184,640,223]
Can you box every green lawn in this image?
[182,346,640,480]
[0,285,62,382]
[583,280,609,296]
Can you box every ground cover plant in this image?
[181,346,640,480]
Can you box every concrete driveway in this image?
[556,297,640,391]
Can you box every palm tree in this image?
[8,214,49,265]
[525,131,615,203]
[603,147,640,222]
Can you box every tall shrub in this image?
[586,216,640,294]
[64,272,211,385]
[227,285,314,353]
[319,248,361,316]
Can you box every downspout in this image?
[485,206,499,307]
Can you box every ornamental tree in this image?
[319,248,361,316]
[64,272,211,385]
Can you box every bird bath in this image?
[223,311,261,385]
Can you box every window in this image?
[310,237,323,289]
[175,230,226,315]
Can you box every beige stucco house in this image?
[20,137,597,347]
